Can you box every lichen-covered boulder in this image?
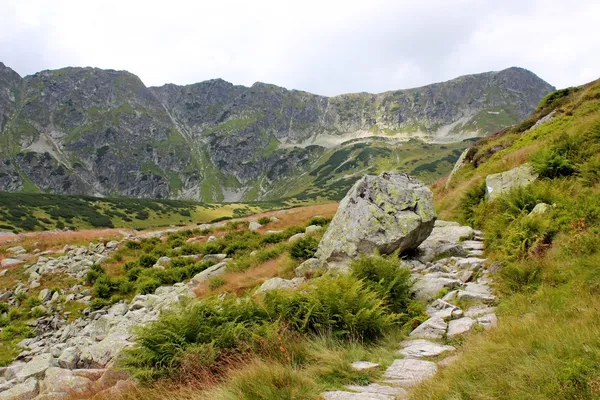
[485,163,538,200]
[315,172,436,269]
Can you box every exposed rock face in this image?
[316,172,436,269]
[0,61,554,201]
[485,163,538,200]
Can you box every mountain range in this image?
[0,63,554,201]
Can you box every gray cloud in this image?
[0,0,598,95]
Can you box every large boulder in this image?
[485,163,538,200]
[315,172,436,269]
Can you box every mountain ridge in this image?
[0,62,554,202]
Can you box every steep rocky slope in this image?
[0,63,553,201]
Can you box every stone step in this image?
[399,339,455,358]
[322,390,395,399]
[382,359,438,387]
[461,240,485,251]
[345,383,408,397]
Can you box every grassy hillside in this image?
[264,138,473,201]
[0,193,309,233]
[413,79,600,398]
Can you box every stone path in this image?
[322,222,497,399]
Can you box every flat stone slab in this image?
[447,317,476,337]
[322,391,395,400]
[382,358,437,387]
[351,361,380,371]
[464,305,496,318]
[1,258,24,268]
[456,290,496,304]
[399,339,455,358]
[345,384,407,397]
[464,283,492,295]
[409,317,447,339]
[461,240,484,250]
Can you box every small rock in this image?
[477,313,498,330]
[207,236,217,242]
[58,347,79,370]
[288,233,306,242]
[38,289,52,303]
[256,277,304,293]
[156,256,171,267]
[191,262,227,283]
[1,258,24,268]
[351,361,379,371]
[294,258,326,277]
[248,221,262,231]
[305,225,322,235]
[438,355,460,367]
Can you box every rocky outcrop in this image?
[0,62,554,202]
[485,163,538,200]
[316,172,436,269]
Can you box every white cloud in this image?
[0,0,598,95]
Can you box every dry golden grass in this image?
[193,255,295,298]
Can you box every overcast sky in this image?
[0,0,598,96]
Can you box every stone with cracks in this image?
[316,172,436,269]
[0,377,38,400]
[383,358,437,387]
[256,277,304,293]
[485,163,538,200]
[345,384,407,397]
[322,391,395,400]
[399,339,455,358]
[409,317,447,339]
[191,262,227,283]
[15,353,56,382]
[447,317,476,337]
[39,367,91,396]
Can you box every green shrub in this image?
[290,237,319,261]
[123,261,138,272]
[257,217,271,225]
[531,148,575,179]
[93,276,113,299]
[125,240,142,250]
[122,297,268,380]
[461,180,487,226]
[8,309,23,321]
[30,306,47,318]
[208,276,227,290]
[350,255,412,314]
[0,303,8,314]
[308,216,331,226]
[136,276,162,295]
[138,254,157,268]
[264,275,394,341]
[90,298,111,311]
[85,265,104,285]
